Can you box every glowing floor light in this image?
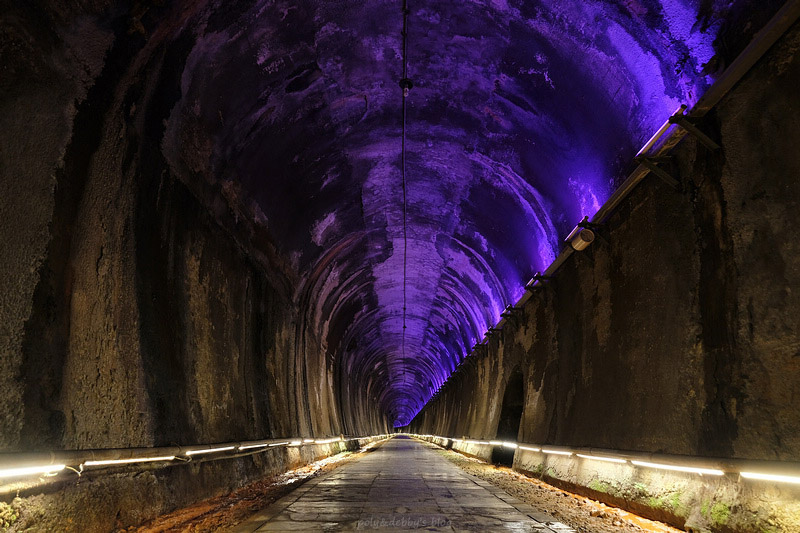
[542,449,572,456]
[185,446,235,456]
[740,471,800,484]
[0,464,66,478]
[576,454,627,464]
[238,443,270,451]
[83,456,176,466]
[631,460,723,476]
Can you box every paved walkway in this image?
[234,436,576,532]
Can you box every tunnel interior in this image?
[3,0,800,530]
[491,368,525,466]
[176,0,765,428]
[11,0,776,430]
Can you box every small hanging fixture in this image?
[399,0,413,381]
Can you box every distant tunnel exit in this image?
[491,368,525,466]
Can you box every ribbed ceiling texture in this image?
[159,0,776,425]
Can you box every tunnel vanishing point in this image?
[2,0,800,531]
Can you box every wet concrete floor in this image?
[234,436,576,531]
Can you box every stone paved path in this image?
[234,436,576,532]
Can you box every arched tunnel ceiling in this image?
[158,0,779,426]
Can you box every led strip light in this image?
[0,434,391,482]
[408,433,800,484]
[0,464,66,479]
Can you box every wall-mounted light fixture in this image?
[636,104,687,158]
[576,453,627,464]
[542,448,573,456]
[740,471,800,484]
[238,443,270,451]
[631,460,723,476]
[0,435,393,487]
[0,464,65,479]
[185,445,235,456]
[566,227,594,251]
[83,456,176,467]
[565,216,602,251]
[525,272,554,292]
[501,304,521,319]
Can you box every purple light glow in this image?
[162,0,742,428]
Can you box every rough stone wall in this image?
[0,0,388,454]
[0,0,114,449]
[0,2,386,530]
[5,16,282,454]
[411,20,800,464]
[711,29,800,460]
[409,22,800,532]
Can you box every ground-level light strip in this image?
[0,434,392,491]
[407,433,800,485]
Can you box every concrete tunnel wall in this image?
[409,19,800,533]
[0,2,388,529]
[0,24,390,444]
[1,0,799,531]
[0,51,385,533]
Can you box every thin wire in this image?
[401,0,409,383]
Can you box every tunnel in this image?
[490,368,525,467]
[1,0,800,531]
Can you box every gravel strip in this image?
[430,444,682,533]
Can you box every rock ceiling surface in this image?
[153,0,777,425]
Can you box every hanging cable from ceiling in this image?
[399,0,413,385]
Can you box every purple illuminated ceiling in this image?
[162,0,779,426]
